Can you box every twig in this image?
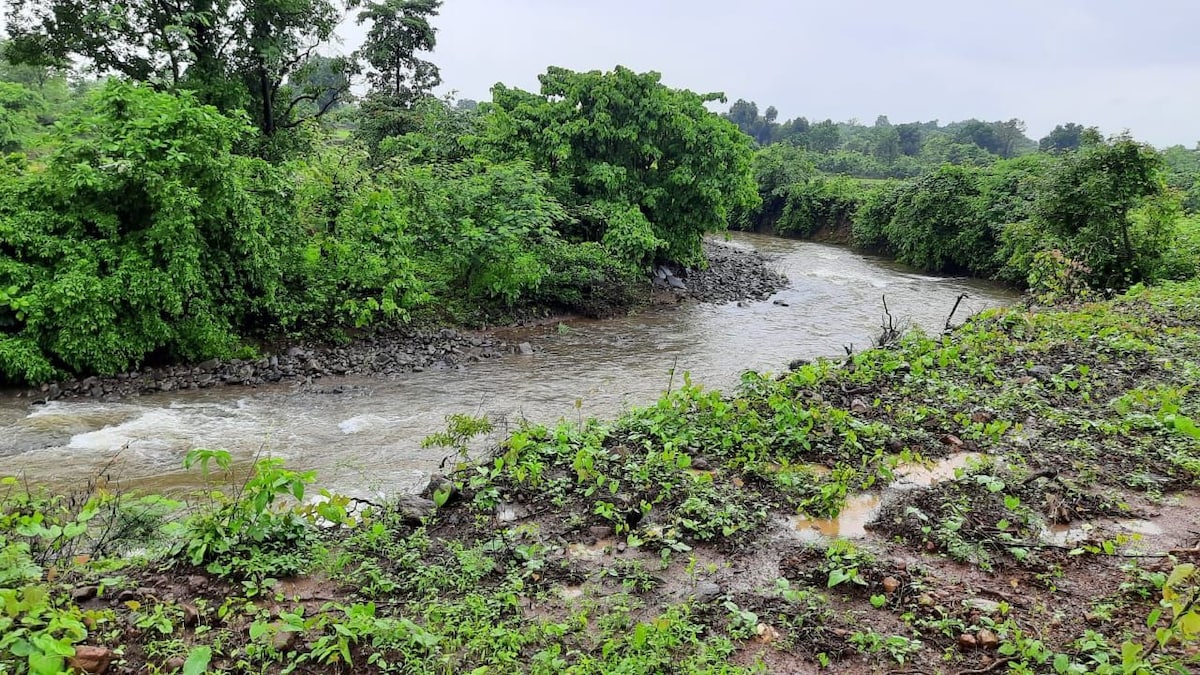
[876,295,902,347]
[945,293,970,331]
[953,657,1013,675]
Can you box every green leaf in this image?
[183,646,212,675]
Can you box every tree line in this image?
[0,2,757,385]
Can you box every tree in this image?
[723,99,775,145]
[357,0,441,101]
[354,0,443,157]
[480,66,759,267]
[806,119,840,153]
[871,116,900,163]
[1038,123,1091,153]
[1033,137,1168,287]
[897,122,923,156]
[286,54,354,118]
[3,0,354,138]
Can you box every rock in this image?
[977,628,999,649]
[72,585,98,602]
[755,623,780,644]
[588,525,614,540]
[666,275,686,290]
[181,602,200,627]
[850,398,870,414]
[616,541,627,553]
[1028,365,1054,381]
[187,574,208,589]
[881,576,901,594]
[396,495,437,523]
[197,358,220,371]
[517,342,534,356]
[957,633,978,651]
[772,299,789,307]
[116,589,138,603]
[971,411,995,424]
[423,474,458,504]
[693,580,722,603]
[164,656,186,672]
[940,434,964,447]
[690,456,712,471]
[963,597,1002,614]
[69,646,114,674]
[271,626,298,652]
[917,593,935,607]
[496,503,531,523]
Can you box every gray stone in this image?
[693,580,723,603]
[963,597,1002,614]
[496,502,531,523]
[518,342,534,356]
[396,495,437,523]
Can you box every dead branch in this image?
[945,293,970,332]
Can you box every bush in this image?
[0,81,290,383]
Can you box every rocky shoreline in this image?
[8,238,790,403]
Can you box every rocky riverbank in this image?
[7,237,790,402]
[664,239,789,304]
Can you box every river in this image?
[0,233,1018,497]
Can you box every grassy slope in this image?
[3,281,1200,674]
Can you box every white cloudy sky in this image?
[333,0,1200,147]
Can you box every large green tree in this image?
[353,0,442,157]
[480,66,759,267]
[1033,137,1170,287]
[3,0,354,137]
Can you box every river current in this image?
[0,233,1018,497]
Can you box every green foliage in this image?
[4,0,355,140]
[1032,137,1170,288]
[283,144,428,329]
[178,449,319,579]
[480,66,759,267]
[0,82,291,382]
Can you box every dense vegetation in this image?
[0,0,758,386]
[4,280,1200,673]
[727,101,1200,293]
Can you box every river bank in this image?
[1,234,1016,495]
[4,279,1199,674]
[5,239,789,404]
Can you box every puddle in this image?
[792,494,882,541]
[892,453,983,489]
[1043,519,1162,546]
[789,453,982,541]
[568,538,616,560]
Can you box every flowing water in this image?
[0,234,1019,498]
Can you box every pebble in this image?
[977,628,999,649]
[69,646,114,674]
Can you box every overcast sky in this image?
[334,0,1200,147]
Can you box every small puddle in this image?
[568,538,616,560]
[790,452,981,541]
[1043,519,1162,546]
[792,494,882,541]
[892,453,983,489]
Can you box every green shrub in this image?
[0,81,289,383]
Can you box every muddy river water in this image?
[0,233,1019,498]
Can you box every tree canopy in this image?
[480,66,759,266]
